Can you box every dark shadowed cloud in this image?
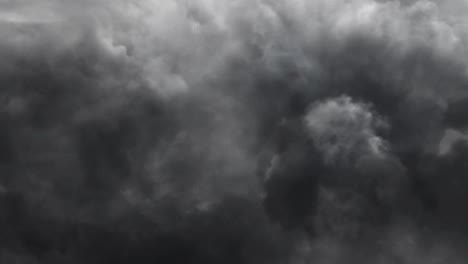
[1,0,468,263]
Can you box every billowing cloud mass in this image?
[1,0,468,263]
[305,96,388,163]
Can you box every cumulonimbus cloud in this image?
[1,0,468,263]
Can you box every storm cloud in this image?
[1,0,468,263]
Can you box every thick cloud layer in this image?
[1,0,468,263]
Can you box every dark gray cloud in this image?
[1,0,468,263]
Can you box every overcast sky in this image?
[1,0,468,263]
